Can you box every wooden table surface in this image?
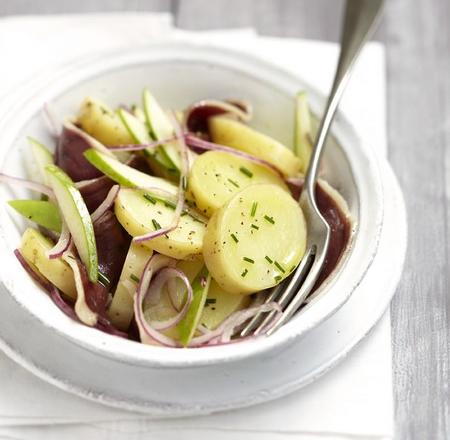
[0,1,448,439]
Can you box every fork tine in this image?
[266,251,326,336]
[252,247,315,336]
[240,246,315,338]
[239,281,287,337]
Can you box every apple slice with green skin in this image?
[177,266,211,346]
[108,242,153,331]
[143,89,181,175]
[8,200,62,232]
[28,137,54,185]
[208,116,302,177]
[118,107,178,179]
[84,148,177,196]
[45,164,98,282]
[294,91,313,174]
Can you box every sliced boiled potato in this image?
[77,97,135,146]
[108,242,153,331]
[189,151,288,217]
[208,116,302,177]
[199,280,251,330]
[20,228,77,300]
[115,188,206,259]
[203,184,307,294]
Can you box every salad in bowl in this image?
[2,89,351,348]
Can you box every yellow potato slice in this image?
[77,97,134,146]
[199,280,251,330]
[203,184,307,294]
[19,228,77,300]
[208,116,302,177]
[188,151,288,217]
[108,242,153,331]
[115,188,206,259]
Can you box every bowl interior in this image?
[0,44,381,366]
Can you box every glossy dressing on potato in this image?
[203,184,307,294]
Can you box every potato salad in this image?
[2,90,350,347]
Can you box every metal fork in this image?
[241,0,385,338]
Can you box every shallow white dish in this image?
[0,43,390,414]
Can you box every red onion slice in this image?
[285,176,304,199]
[134,254,179,347]
[90,184,119,223]
[0,173,54,198]
[184,99,252,134]
[108,137,178,152]
[133,113,189,244]
[62,252,98,326]
[146,267,193,331]
[189,302,282,347]
[46,221,72,259]
[184,133,283,178]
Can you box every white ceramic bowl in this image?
[0,43,384,414]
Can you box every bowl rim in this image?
[0,41,384,367]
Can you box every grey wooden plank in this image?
[385,0,449,439]
[0,0,170,15]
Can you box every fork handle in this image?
[303,0,384,196]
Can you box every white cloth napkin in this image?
[0,12,392,440]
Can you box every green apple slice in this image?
[84,148,177,196]
[8,199,62,232]
[108,242,153,331]
[294,91,313,173]
[143,89,181,174]
[28,137,54,185]
[177,266,211,346]
[45,164,98,282]
[118,106,177,176]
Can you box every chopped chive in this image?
[152,219,162,230]
[250,201,258,217]
[98,271,110,286]
[274,275,282,282]
[243,257,255,264]
[231,233,239,243]
[264,215,275,224]
[143,194,156,204]
[164,200,176,210]
[274,261,286,273]
[265,256,273,264]
[205,298,217,307]
[241,269,248,277]
[181,211,188,216]
[130,273,140,283]
[227,178,240,188]
[239,166,253,178]
[181,176,188,190]
[250,224,259,230]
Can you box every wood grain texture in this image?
[385,1,450,439]
[0,1,448,439]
